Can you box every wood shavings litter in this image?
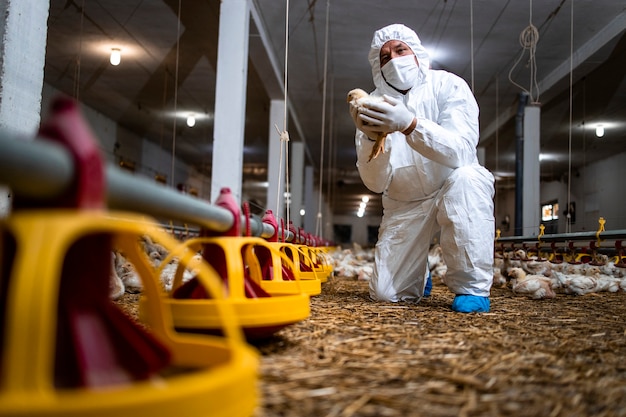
[116,276,626,417]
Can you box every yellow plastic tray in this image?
[140,236,310,340]
[263,242,321,296]
[302,246,334,282]
[0,211,258,417]
[276,243,329,283]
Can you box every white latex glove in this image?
[349,102,384,141]
[358,95,415,134]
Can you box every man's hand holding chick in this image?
[358,95,416,135]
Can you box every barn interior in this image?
[0,1,626,416]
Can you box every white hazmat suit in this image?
[354,24,495,307]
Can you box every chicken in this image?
[347,88,387,161]
[492,267,507,287]
[552,271,598,295]
[594,273,621,293]
[427,244,447,283]
[508,267,556,299]
[109,252,125,300]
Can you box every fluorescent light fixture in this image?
[595,124,604,137]
[110,48,121,66]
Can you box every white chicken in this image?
[594,273,621,293]
[508,267,556,299]
[347,88,387,162]
[552,270,598,295]
[428,244,447,283]
[109,252,125,300]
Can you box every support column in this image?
[523,104,541,235]
[267,99,285,217]
[210,0,250,204]
[289,141,304,228]
[0,0,50,216]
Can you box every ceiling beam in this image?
[480,10,626,145]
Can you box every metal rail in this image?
[496,229,626,244]
[0,131,291,241]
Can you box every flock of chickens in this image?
[108,237,626,302]
[109,235,199,300]
[329,243,626,300]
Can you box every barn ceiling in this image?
[43,0,626,218]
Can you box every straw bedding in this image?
[117,277,626,417]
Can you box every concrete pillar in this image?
[210,0,250,204]
[522,104,541,235]
[289,141,304,227]
[0,0,50,216]
[477,146,486,166]
[266,99,285,217]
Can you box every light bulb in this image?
[595,125,604,138]
[110,48,121,66]
[186,114,196,127]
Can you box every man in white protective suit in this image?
[349,23,495,313]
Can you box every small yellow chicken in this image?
[347,88,386,162]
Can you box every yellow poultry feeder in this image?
[139,236,311,341]
[261,242,322,296]
[304,246,334,283]
[0,210,258,417]
[279,243,327,283]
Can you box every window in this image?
[541,202,559,221]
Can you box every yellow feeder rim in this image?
[0,210,258,417]
[271,242,327,283]
[141,236,311,340]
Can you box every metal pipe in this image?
[496,229,626,243]
[0,131,290,239]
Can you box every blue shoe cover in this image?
[451,295,490,313]
[423,272,433,297]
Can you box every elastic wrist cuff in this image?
[402,118,417,135]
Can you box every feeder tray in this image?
[139,236,310,340]
[303,246,333,282]
[259,243,321,297]
[280,243,327,283]
[0,211,258,417]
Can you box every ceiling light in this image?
[595,124,604,138]
[361,196,370,203]
[110,48,121,66]
[186,114,196,127]
[299,209,305,216]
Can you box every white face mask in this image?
[381,54,419,91]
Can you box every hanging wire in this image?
[566,0,574,234]
[495,75,499,177]
[315,0,330,237]
[170,0,182,187]
[275,0,291,225]
[326,75,335,222]
[508,0,540,103]
[470,0,475,93]
[73,0,86,100]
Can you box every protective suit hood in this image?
[368,24,430,96]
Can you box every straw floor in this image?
[117,277,626,417]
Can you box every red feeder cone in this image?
[35,96,171,388]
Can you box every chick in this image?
[508,267,556,299]
[347,88,387,162]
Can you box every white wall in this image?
[333,213,381,247]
